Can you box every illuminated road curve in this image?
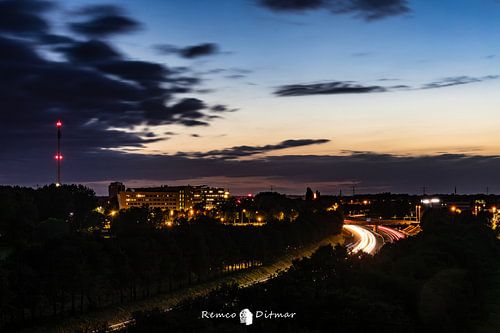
[343,225,378,254]
[377,225,406,242]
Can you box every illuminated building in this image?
[200,186,230,209]
[116,184,230,211]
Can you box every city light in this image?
[421,198,440,204]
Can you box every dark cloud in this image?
[274,81,386,96]
[38,34,75,45]
[260,0,325,11]
[169,98,208,124]
[225,74,246,79]
[178,119,209,127]
[181,43,218,58]
[274,75,499,96]
[155,43,219,59]
[0,35,43,63]
[211,105,228,112]
[195,88,215,94]
[0,0,236,178]
[210,105,238,113]
[330,0,410,20]
[96,60,169,84]
[73,4,123,16]
[57,39,122,63]
[69,4,141,37]
[6,149,500,196]
[0,0,54,34]
[258,0,410,20]
[178,139,330,159]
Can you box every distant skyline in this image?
[1,0,500,195]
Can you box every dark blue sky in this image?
[1,0,500,195]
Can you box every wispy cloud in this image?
[177,139,330,159]
[274,75,499,96]
[258,0,410,21]
[274,82,387,96]
[421,75,499,89]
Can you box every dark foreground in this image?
[121,211,500,333]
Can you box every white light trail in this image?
[344,225,377,254]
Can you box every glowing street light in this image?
[421,198,440,204]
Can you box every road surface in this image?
[343,224,406,255]
[344,225,378,254]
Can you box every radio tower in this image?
[55,120,63,186]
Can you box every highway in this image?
[343,224,406,255]
[377,225,406,242]
[344,225,378,254]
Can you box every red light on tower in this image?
[55,120,62,186]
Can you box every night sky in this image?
[1,0,500,195]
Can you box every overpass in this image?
[345,217,418,226]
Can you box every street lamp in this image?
[415,205,421,222]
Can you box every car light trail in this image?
[343,225,377,254]
[377,226,406,242]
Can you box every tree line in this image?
[0,185,343,331]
